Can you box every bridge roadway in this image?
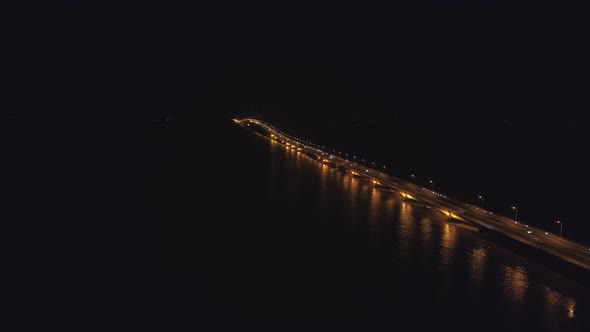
[235,118,590,271]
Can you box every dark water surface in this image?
[157,119,590,331]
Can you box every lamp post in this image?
[411,174,416,184]
[429,180,434,190]
[512,206,518,222]
[478,195,484,208]
[556,220,563,237]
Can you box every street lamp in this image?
[556,220,563,237]
[478,195,484,208]
[411,174,416,183]
[512,206,518,222]
[429,180,434,190]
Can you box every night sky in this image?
[6,0,590,330]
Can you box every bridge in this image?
[234,118,590,273]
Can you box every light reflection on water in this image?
[319,163,330,203]
[468,246,488,288]
[397,201,414,263]
[346,175,359,221]
[266,136,589,330]
[419,216,433,267]
[501,265,529,304]
[567,299,576,319]
[439,222,457,272]
[366,188,382,245]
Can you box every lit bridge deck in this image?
[234,118,590,272]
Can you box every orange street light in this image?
[512,206,518,222]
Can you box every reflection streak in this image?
[468,246,487,288]
[501,265,528,304]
